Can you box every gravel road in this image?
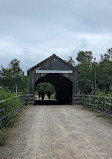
[0,105,112,159]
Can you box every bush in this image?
[0,87,17,101]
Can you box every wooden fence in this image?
[74,94,112,117]
[0,94,34,130]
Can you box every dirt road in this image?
[0,105,112,159]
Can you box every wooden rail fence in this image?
[74,94,112,117]
[0,94,34,130]
[1,94,111,130]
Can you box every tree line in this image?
[67,48,112,95]
[0,47,112,97]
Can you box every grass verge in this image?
[0,112,20,146]
[0,128,8,146]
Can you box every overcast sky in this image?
[0,0,112,72]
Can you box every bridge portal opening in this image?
[35,74,73,105]
[35,82,56,104]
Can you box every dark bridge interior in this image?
[35,74,73,105]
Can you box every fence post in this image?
[104,97,106,111]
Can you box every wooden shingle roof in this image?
[27,54,79,75]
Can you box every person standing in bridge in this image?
[47,91,51,101]
[38,90,41,100]
[41,91,45,100]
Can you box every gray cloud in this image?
[0,0,112,72]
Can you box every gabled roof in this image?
[27,54,79,75]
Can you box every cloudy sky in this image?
[0,0,112,72]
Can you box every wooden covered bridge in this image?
[27,54,79,104]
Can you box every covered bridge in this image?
[27,54,79,104]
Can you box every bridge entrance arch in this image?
[35,74,73,104]
[27,54,79,104]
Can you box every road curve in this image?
[0,105,112,159]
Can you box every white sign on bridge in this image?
[36,70,73,74]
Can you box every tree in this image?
[76,51,93,65]
[66,56,76,67]
[19,75,29,94]
[76,51,93,94]
[8,59,24,92]
[76,62,92,94]
[0,59,27,93]
[97,59,112,92]
[9,59,24,77]
[101,48,112,61]
[0,66,12,88]
[37,82,55,94]
[107,48,112,61]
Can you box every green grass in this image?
[0,128,8,146]
[0,111,21,146]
